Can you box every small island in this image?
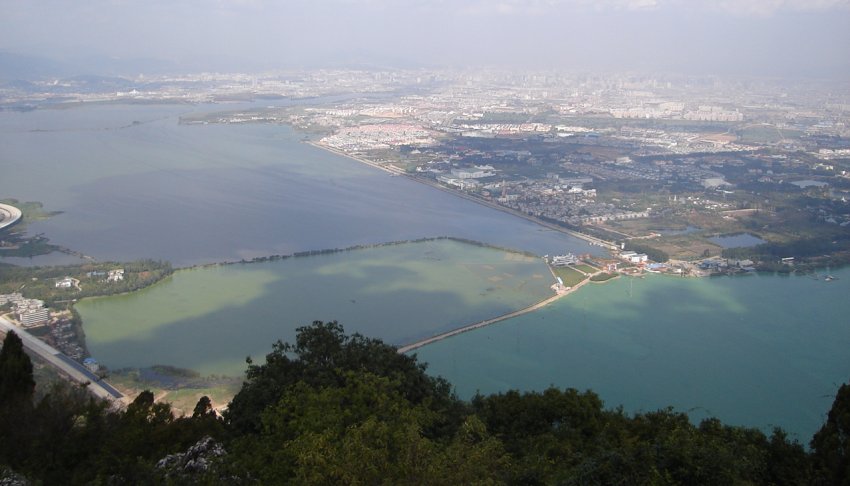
[0,199,64,259]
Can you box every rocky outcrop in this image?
[0,468,30,486]
[155,436,226,481]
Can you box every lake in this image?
[76,239,555,376]
[3,103,848,442]
[416,267,850,441]
[0,104,597,266]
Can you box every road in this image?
[396,275,593,354]
[0,202,22,231]
[0,316,123,401]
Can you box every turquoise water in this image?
[4,104,848,441]
[416,268,850,441]
[77,239,554,376]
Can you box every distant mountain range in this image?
[0,51,69,80]
[0,51,180,82]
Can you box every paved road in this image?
[0,202,22,231]
[0,316,123,401]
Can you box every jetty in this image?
[397,275,592,354]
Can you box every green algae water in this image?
[76,239,553,376]
[7,104,848,442]
[416,267,850,441]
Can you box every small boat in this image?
[824,266,838,281]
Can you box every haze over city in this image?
[3,0,850,483]
[2,0,850,77]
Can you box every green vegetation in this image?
[0,199,63,258]
[590,272,618,282]
[738,126,804,144]
[1,322,848,484]
[810,381,850,485]
[573,263,597,274]
[0,199,61,228]
[0,331,34,404]
[0,259,172,306]
[243,236,538,264]
[551,265,587,287]
[107,367,242,416]
[723,233,850,270]
[0,234,60,258]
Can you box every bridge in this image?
[0,316,124,402]
[0,202,22,231]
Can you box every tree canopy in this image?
[0,331,35,405]
[0,322,846,484]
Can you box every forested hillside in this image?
[1,322,847,485]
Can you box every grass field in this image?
[739,126,804,144]
[573,264,598,274]
[552,266,587,287]
[590,273,618,282]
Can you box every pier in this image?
[397,275,592,354]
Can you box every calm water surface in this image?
[4,104,848,441]
[77,239,554,376]
[0,104,596,265]
[417,267,850,441]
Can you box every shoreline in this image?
[73,236,544,307]
[306,140,618,251]
[73,237,567,376]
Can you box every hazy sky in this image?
[2,0,849,77]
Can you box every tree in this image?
[225,321,464,436]
[812,380,850,485]
[0,331,35,406]
[0,331,37,472]
[192,396,216,419]
[229,371,510,484]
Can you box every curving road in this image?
[0,202,23,231]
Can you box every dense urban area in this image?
[3,67,850,377]
[3,68,850,354]
[2,69,850,484]
[5,71,849,263]
[10,69,841,270]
